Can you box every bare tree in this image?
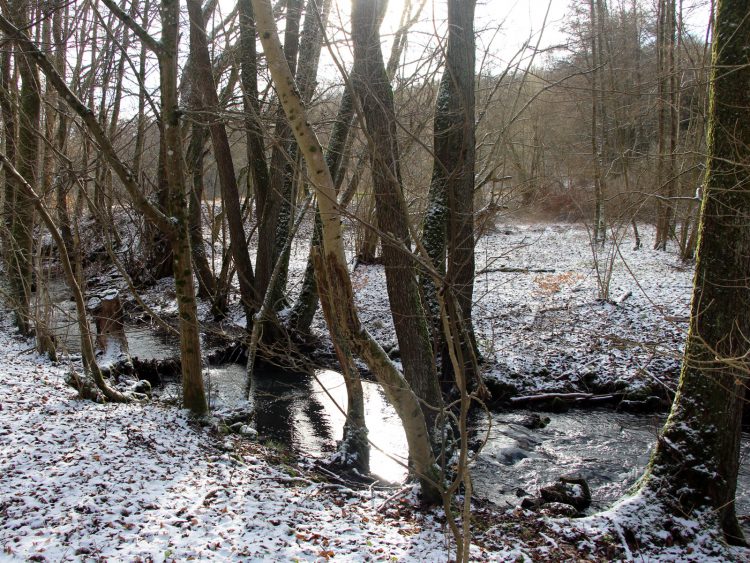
[251,0,441,501]
[350,0,443,435]
[4,0,39,335]
[421,0,478,387]
[638,0,748,544]
[0,1,210,415]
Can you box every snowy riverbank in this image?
[1,306,747,561]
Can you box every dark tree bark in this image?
[185,119,220,307]
[350,0,443,434]
[158,0,209,415]
[0,41,18,276]
[290,0,421,335]
[640,0,749,545]
[7,0,39,335]
[421,0,478,385]
[187,0,259,322]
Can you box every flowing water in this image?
[204,365,750,526]
[41,287,749,524]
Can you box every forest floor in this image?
[314,221,690,406]
[0,306,746,562]
[135,221,689,404]
[1,221,747,561]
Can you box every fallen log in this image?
[479,266,556,274]
[510,392,613,404]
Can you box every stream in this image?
[40,279,177,362]
[189,365,750,529]
[43,285,750,528]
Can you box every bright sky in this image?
[315,0,712,80]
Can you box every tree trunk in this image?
[187,0,259,322]
[238,0,271,216]
[640,0,749,544]
[263,0,329,312]
[589,0,605,247]
[0,3,210,416]
[289,85,354,333]
[350,0,443,435]
[8,0,39,336]
[422,0,478,385]
[251,0,440,500]
[0,43,18,275]
[254,0,302,306]
[159,0,208,415]
[654,0,677,250]
[290,0,420,335]
[185,119,220,307]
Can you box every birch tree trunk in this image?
[254,0,302,306]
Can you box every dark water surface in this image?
[43,287,749,525]
[205,365,750,528]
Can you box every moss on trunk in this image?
[641,0,749,545]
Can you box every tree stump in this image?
[87,289,130,367]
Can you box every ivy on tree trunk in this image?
[640,0,749,545]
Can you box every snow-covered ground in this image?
[2,221,748,561]
[110,219,690,404]
[323,222,692,400]
[473,223,691,398]
[0,315,458,561]
[1,318,745,561]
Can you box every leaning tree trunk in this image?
[350,0,443,435]
[639,0,749,545]
[263,0,329,313]
[289,84,354,333]
[253,0,302,306]
[0,155,133,403]
[251,0,440,500]
[0,3,209,416]
[290,0,422,335]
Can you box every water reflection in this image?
[38,279,177,361]
[207,366,409,482]
[39,282,750,524]
[204,364,750,526]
